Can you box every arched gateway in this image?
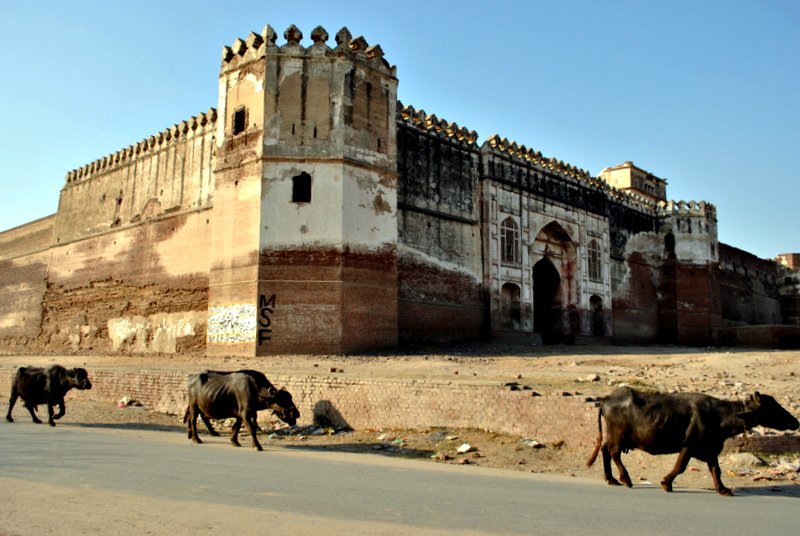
[533,258,562,343]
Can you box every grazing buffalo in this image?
[6,365,93,426]
[587,387,799,495]
[184,370,299,451]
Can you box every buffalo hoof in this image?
[254,444,263,452]
[5,416,12,423]
[192,437,203,445]
[48,421,56,427]
[231,439,241,447]
[209,430,221,437]
[717,488,733,497]
[660,480,673,492]
[606,478,622,486]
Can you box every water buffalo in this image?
[6,365,93,426]
[587,387,799,495]
[184,369,299,451]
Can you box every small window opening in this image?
[292,172,312,203]
[233,107,246,135]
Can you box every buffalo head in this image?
[743,392,799,431]
[68,368,93,391]
[267,387,300,427]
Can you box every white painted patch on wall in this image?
[108,311,206,352]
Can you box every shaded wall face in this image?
[718,243,782,326]
[396,122,483,346]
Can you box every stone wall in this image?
[719,243,783,326]
[396,106,484,345]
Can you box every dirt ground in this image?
[3,343,800,496]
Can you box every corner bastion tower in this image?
[207,25,398,355]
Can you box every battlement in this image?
[657,199,717,219]
[65,108,217,186]
[483,133,598,187]
[397,102,479,147]
[220,24,395,77]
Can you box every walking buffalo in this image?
[587,387,799,495]
[184,369,299,451]
[6,365,93,426]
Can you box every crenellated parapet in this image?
[220,24,396,77]
[657,199,717,219]
[397,101,479,147]
[65,108,217,186]
[484,133,599,187]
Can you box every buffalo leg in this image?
[707,459,733,496]
[246,412,263,451]
[6,391,18,422]
[609,447,633,487]
[47,403,57,426]
[189,405,203,444]
[53,399,66,420]
[25,403,43,424]
[200,414,221,436]
[601,445,622,486]
[661,447,692,492]
[230,417,243,447]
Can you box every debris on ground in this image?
[116,396,142,408]
[521,438,545,449]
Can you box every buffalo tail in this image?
[586,408,603,467]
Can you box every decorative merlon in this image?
[65,108,217,185]
[397,101,478,146]
[220,24,395,74]
[657,199,717,218]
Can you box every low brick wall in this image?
[0,365,597,448]
[3,366,796,453]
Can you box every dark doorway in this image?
[590,295,604,336]
[533,258,562,344]
[500,283,521,330]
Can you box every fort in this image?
[1,24,798,356]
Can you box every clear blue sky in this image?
[1,1,798,259]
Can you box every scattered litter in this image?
[457,443,474,454]
[392,438,406,446]
[521,439,545,449]
[457,458,471,465]
[377,433,391,441]
[446,435,458,441]
[432,452,453,461]
[116,396,141,408]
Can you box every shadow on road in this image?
[66,422,184,433]
[733,484,800,499]
[280,441,435,461]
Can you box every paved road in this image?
[1,422,797,535]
